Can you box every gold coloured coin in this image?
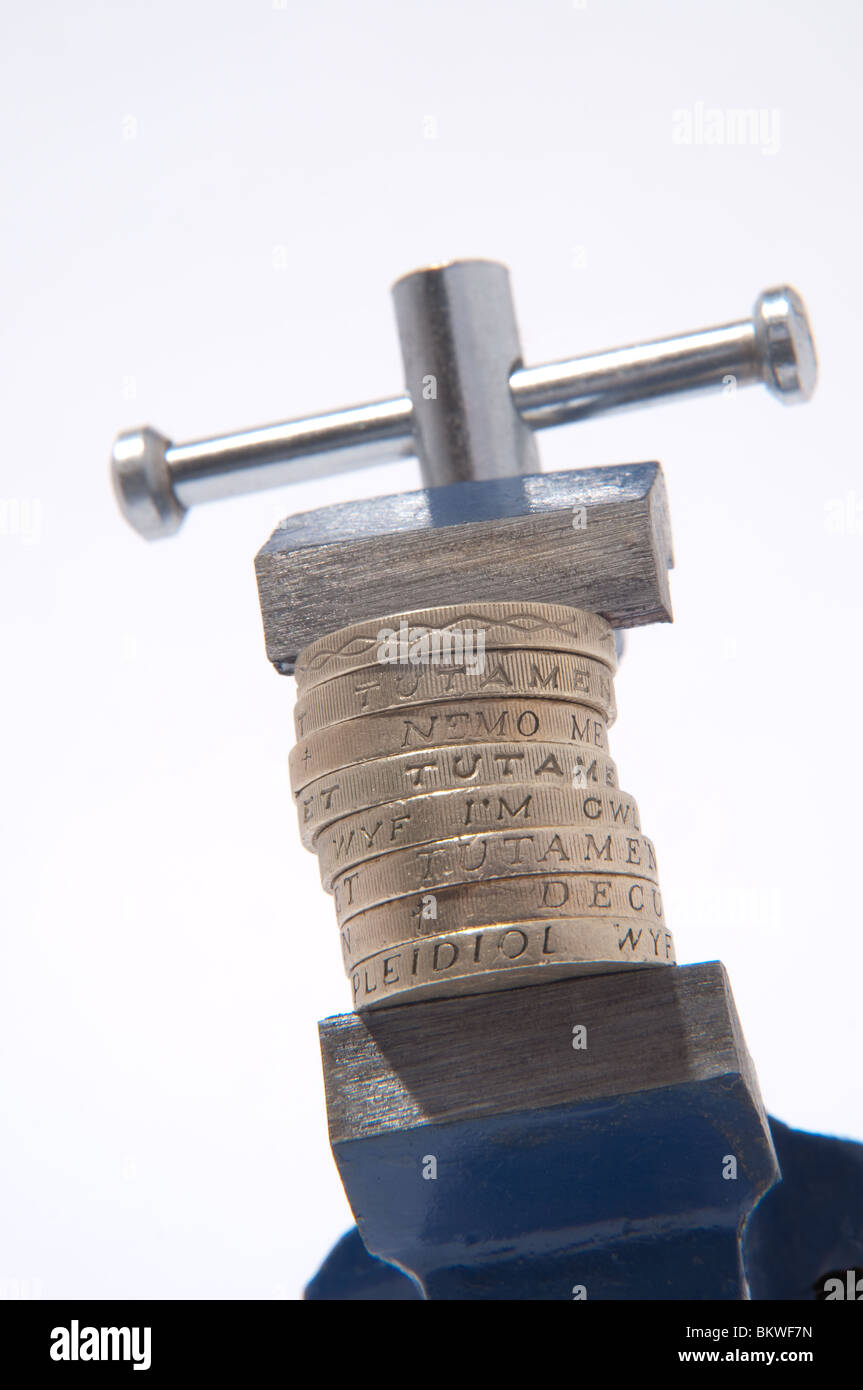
[333,861,664,928]
[337,874,666,957]
[316,784,643,886]
[293,650,617,738]
[285,600,673,1007]
[290,698,611,790]
[295,743,621,845]
[348,917,676,1009]
[294,601,617,691]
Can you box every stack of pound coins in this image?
[289,603,675,1010]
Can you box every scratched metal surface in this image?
[318,963,764,1140]
[256,463,673,672]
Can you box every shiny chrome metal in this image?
[170,398,414,508]
[518,287,816,427]
[112,400,413,540]
[392,260,540,486]
[515,322,760,425]
[113,270,817,539]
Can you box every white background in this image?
[1,0,861,1300]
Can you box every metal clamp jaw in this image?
[111,259,817,541]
